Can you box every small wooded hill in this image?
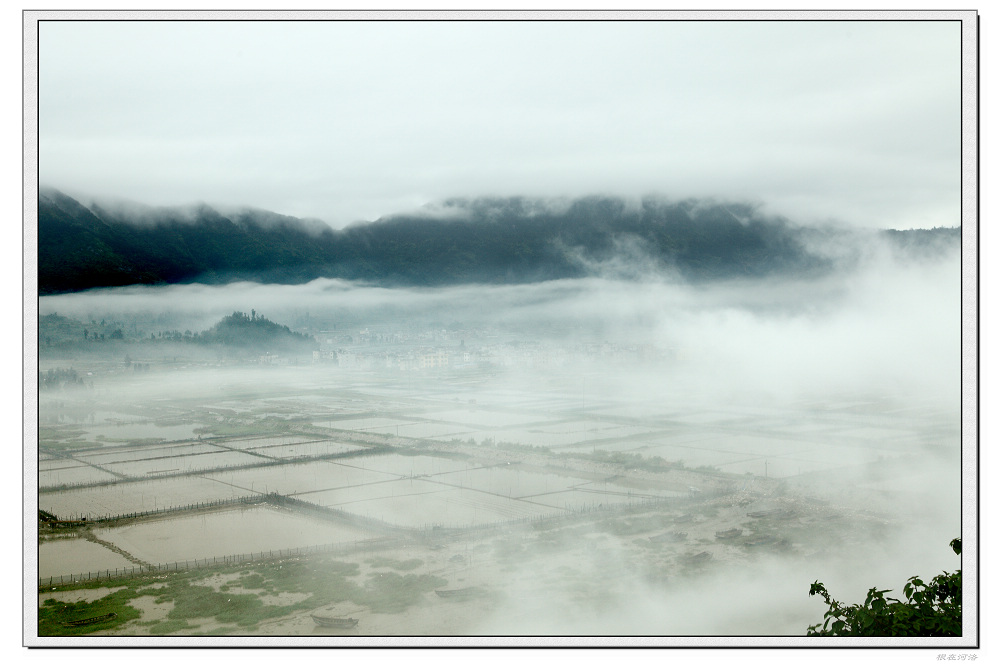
[199,311,316,352]
[37,187,960,294]
[38,310,317,357]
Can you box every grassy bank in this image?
[38,552,448,636]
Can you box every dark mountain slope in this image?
[38,188,163,292]
[36,188,959,294]
[81,196,342,285]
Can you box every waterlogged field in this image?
[235,439,366,459]
[354,453,482,478]
[204,461,400,497]
[328,416,420,432]
[39,461,121,487]
[489,424,655,449]
[418,408,560,429]
[35,363,961,605]
[94,506,379,563]
[100,450,268,477]
[303,482,556,526]
[39,475,250,519]
[41,419,205,445]
[76,442,225,464]
[39,538,135,580]
[377,422,479,440]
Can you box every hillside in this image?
[37,188,960,294]
[199,311,317,352]
[38,310,317,363]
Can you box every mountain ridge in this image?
[37,187,960,295]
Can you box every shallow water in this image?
[38,539,135,580]
[352,453,480,478]
[204,460,399,496]
[39,465,120,487]
[307,484,556,528]
[405,408,556,429]
[39,475,247,519]
[75,441,224,465]
[101,450,267,477]
[240,440,366,460]
[95,505,377,564]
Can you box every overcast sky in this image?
[37,16,965,229]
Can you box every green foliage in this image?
[237,573,268,590]
[39,367,84,391]
[807,538,962,636]
[142,618,197,634]
[173,588,253,625]
[200,311,316,351]
[40,559,360,636]
[492,440,550,454]
[37,588,143,636]
[575,449,675,472]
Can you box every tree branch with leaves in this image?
[807,538,962,636]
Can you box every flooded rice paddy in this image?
[39,538,135,580]
[93,506,378,564]
[36,363,961,638]
[40,475,251,519]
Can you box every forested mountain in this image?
[37,187,960,294]
[38,188,339,293]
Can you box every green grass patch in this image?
[37,550,449,635]
[143,618,196,635]
[38,588,143,636]
[236,573,269,590]
[164,584,291,627]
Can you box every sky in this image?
[35,15,967,230]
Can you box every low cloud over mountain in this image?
[37,187,959,295]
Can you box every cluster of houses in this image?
[305,325,685,374]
